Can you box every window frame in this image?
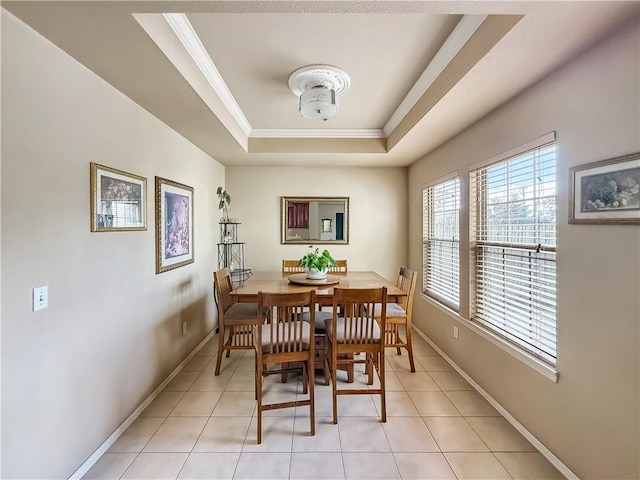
[422,172,461,312]
[469,133,557,366]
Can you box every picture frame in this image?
[155,176,194,274]
[281,196,350,244]
[569,152,640,224]
[90,162,147,232]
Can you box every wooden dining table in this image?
[232,270,406,303]
[232,270,404,380]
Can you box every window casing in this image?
[470,142,557,364]
[422,176,460,311]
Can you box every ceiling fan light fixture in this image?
[288,64,350,121]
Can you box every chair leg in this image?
[323,357,329,386]
[405,323,416,373]
[302,363,308,395]
[215,326,226,375]
[331,367,338,425]
[254,351,259,401]
[366,354,374,385]
[379,350,386,423]
[308,358,315,436]
[256,360,263,444]
[225,328,235,358]
[328,343,338,425]
[393,324,402,355]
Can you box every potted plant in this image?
[216,186,231,221]
[299,245,336,279]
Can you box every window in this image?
[423,175,460,311]
[470,141,556,364]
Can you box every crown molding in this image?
[250,129,385,139]
[384,14,487,136]
[163,13,252,137]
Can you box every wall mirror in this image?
[281,196,349,244]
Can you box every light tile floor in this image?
[83,332,564,479]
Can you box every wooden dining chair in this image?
[327,259,348,273]
[325,287,387,424]
[213,267,260,376]
[254,290,316,444]
[282,259,305,273]
[372,266,418,372]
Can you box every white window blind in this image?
[470,142,557,364]
[423,176,460,311]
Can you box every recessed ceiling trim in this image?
[250,129,385,139]
[384,14,487,136]
[163,13,252,136]
[248,137,387,154]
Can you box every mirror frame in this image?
[281,196,350,245]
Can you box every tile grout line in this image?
[117,407,181,480]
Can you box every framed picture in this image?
[90,163,146,232]
[569,152,640,224]
[155,176,194,273]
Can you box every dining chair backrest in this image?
[282,259,305,274]
[254,289,316,444]
[395,266,417,314]
[213,267,259,375]
[257,290,316,355]
[327,259,348,273]
[213,267,234,312]
[326,286,388,424]
[332,287,387,345]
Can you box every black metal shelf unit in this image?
[217,221,251,285]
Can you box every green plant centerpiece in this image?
[299,245,336,280]
[216,186,231,221]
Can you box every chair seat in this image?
[371,302,407,319]
[325,317,381,343]
[225,302,259,324]
[254,321,311,353]
[302,310,331,333]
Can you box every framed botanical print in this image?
[569,152,640,224]
[155,176,194,273]
[90,163,146,232]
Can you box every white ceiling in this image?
[4,1,638,167]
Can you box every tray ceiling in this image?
[3,1,638,166]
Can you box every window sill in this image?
[420,293,558,382]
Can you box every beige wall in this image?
[226,166,407,282]
[408,19,640,479]
[1,12,222,479]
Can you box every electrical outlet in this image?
[182,322,187,335]
[33,286,48,311]
[453,325,459,339]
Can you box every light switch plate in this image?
[33,286,48,311]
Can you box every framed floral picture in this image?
[569,152,640,224]
[155,176,194,273]
[90,163,146,232]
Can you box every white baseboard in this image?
[68,330,216,480]
[412,326,578,480]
